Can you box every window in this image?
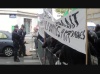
[0,33,7,39]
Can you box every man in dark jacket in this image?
[18,25,27,57]
[42,36,57,49]
[12,25,20,62]
[94,24,100,56]
[59,45,86,65]
[42,36,52,48]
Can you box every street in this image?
[0,34,41,65]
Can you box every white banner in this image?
[44,9,87,54]
[38,14,45,38]
[43,8,56,22]
[38,9,55,38]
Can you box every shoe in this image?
[14,58,20,62]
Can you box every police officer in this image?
[12,25,20,62]
[23,29,27,56]
[18,24,27,57]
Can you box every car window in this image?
[0,32,7,39]
[88,26,95,31]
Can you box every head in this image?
[95,24,100,32]
[14,25,19,31]
[21,24,25,30]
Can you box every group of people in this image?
[33,27,85,65]
[12,25,27,62]
[42,33,85,65]
[41,24,100,65]
[88,24,100,64]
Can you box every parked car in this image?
[0,30,14,57]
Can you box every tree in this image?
[55,8,69,14]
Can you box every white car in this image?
[87,22,96,31]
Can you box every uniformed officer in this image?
[12,25,20,62]
[18,25,27,57]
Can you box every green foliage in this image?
[55,8,69,14]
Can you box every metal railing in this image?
[37,39,61,65]
[37,39,45,65]
[44,47,59,65]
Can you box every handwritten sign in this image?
[44,9,86,54]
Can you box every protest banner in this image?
[38,9,56,38]
[44,9,87,54]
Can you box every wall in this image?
[0,14,38,33]
[87,9,100,15]
[32,18,38,32]
[87,9,100,25]
[17,15,38,32]
[0,8,43,14]
[0,14,17,33]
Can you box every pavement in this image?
[0,34,41,65]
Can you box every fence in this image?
[37,39,60,65]
[44,47,59,65]
[37,39,45,65]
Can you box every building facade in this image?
[87,9,100,24]
[0,9,38,34]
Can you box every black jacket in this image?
[42,37,58,49]
[42,37,52,48]
[12,29,20,48]
[37,33,44,42]
[96,31,100,38]
[60,45,86,65]
[51,42,63,54]
[18,29,26,44]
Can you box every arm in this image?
[18,29,22,38]
[42,40,48,48]
[51,42,63,54]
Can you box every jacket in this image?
[18,29,26,45]
[12,29,20,48]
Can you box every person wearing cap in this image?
[18,24,27,57]
[12,25,20,62]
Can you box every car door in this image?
[0,32,8,52]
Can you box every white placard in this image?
[44,9,87,54]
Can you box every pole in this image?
[85,9,88,65]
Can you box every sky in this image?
[0,8,44,15]
[0,8,61,19]
[32,8,43,14]
[33,8,61,20]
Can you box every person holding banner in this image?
[59,45,86,65]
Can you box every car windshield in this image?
[4,31,12,38]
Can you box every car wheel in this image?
[4,47,13,57]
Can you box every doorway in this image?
[24,18,32,34]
